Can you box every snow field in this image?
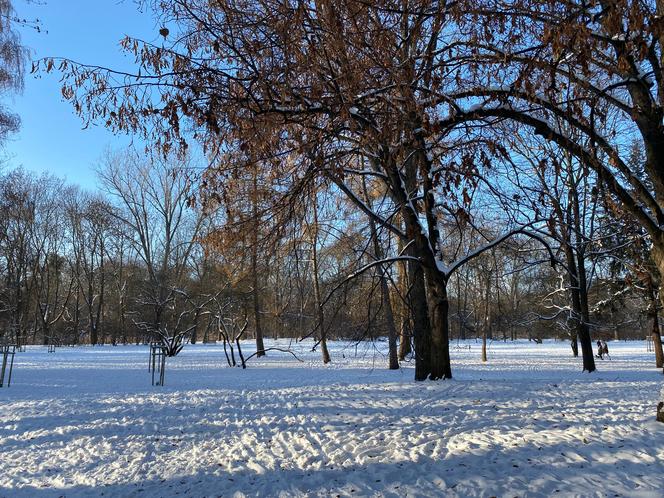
[1,339,663,497]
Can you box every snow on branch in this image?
[444,224,558,278]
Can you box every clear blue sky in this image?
[2,0,161,190]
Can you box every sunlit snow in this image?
[1,340,663,497]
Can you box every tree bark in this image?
[425,269,452,380]
[407,250,431,380]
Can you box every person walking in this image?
[596,340,604,360]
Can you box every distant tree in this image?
[98,149,206,355]
[65,189,114,345]
[0,0,25,142]
[0,168,39,344]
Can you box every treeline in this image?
[0,150,652,359]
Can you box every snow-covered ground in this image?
[1,339,663,497]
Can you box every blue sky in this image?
[2,0,160,190]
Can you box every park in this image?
[1,0,664,496]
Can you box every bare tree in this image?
[98,149,205,354]
[66,190,114,345]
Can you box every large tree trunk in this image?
[653,242,664,322]
[576,265,596,372]
[425,270,452,380]
[573,236,596,371]
[408,253,431,380]
[380,142,446,380]
[648,179,664,421]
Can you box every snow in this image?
[1,340,663,497]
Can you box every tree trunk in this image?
[653,242,664,325]
[72,286,81,345]
[311,199,330,364]
[398,210,444,380]
[251,242,265,357]
[563,234,595,372]
[190,309,200,345]
[408,254,431,380]
[578,321,595,372]
[568,174,596,372]
[398,306,412,360]
[364,179,399,369]
[425,269,452,380]
[482,333,487,363]
[575,255,596,372]
[651,309,663,369]
[380,267,399,370]
[482,270,490,363]
[251,171,266,357]
[457,272,467,341]
[90,323,98,346]
[397,235,412,361]
[96,245,105,344]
